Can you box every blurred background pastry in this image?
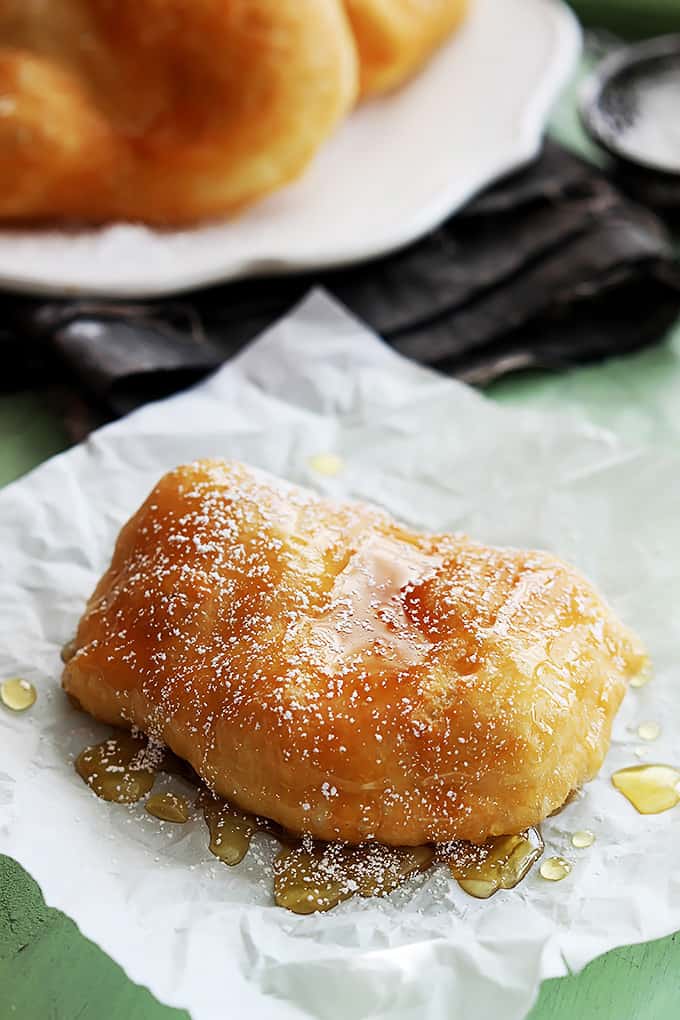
[0,0,469,226]
[0,0,359,224]
[344,0,469,95]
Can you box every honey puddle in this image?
[75,733,163,804]
[74,734,549,913]
[146,792,190,823]
[442,829,544,900]
[571,829,595,849]
[275,840,434,914]
[612,764,680,814]
[1,677,37,712]
[198,789,260,866]
[540,857,572,882]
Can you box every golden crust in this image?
[343,0,469,96]
[63,459,647,845]
[0,0,358,224]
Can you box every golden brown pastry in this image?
[63,459,646,845]
[343,0,469,96]
[0,0,358,224]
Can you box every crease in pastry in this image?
[62,458,648,847]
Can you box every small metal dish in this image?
[580,34,680,211]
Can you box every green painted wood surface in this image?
[568,0,680,37]
[2,22,680,1020]
[0,393,68,488]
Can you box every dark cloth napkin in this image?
[3,141,680,439]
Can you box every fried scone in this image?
[0,0,358,224]
[343,0,469,96]
[63,460,646,845]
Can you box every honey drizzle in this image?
[75,734,162,804]
[442,829,544,900]
[274,840,434,915]
[612,764,680,814]
[74,730,549,913]
[146,792,190,823]
[198,790,260,866]
[195,791,438,912]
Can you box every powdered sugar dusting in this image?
[63,458,647,847]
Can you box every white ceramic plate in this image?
[0,0,580,298]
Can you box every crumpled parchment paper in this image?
[1,292,678,1020]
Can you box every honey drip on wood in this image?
[442,828,544,900]
[74,728,548,913]
[612,764,680,814]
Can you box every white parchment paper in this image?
[1,292,679,1020]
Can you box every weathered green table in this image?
[2,45,680,1020]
